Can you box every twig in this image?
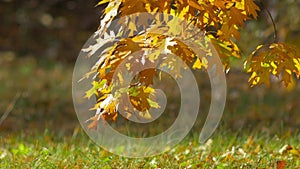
[261,0,278,43]
[0,92,21,127]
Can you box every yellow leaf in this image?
[254,145,261,154]
[285,77,296,92]
[192,57,208,69]
[147,98,160,109]
[178,6,189,19]
[243,135,253,149]
[289,148,300,156]
[96,0,110,6]
[293,58,300,77]
[117,72,123,85]
[249,72,260,86]
[139,110,152,119]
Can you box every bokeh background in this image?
[0,0,299,136]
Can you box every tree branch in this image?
[261,0,278,43]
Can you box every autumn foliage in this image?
[81,0,300,129]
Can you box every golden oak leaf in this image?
[229,8,248,26]
[129,86,156,114]
[138,68,157,85]
[187,0,204,11]
[120,0,147,16]
[244,0,260,19]
[213,1,227,9]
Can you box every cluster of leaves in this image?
[245,42,300,89]
[82,0,300,129]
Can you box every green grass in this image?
[1,128,300,168]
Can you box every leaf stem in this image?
[260,0,278,43]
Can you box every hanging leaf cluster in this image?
[245,43,300,88]
[81,0,300,129]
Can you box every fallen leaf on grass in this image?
[279,145,290,154]
[289,148,300,156]
[0,148,9,159]
[198,139,213,151]
[254,145,261,153]
[243,135,253,149]
[278,144,300,156]
[276,160,286,169]
[238,148,247,158]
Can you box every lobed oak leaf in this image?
[244,0,260,19]
[229,7,249,26]
[138,68,157,85]
[129,87,152,113]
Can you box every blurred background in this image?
[0,0,101,134]
[0,0,101,62]
[0,0,299,136]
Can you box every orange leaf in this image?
[87,115,100,130]
[276,160,286,169]
[187,0,204,11]
[244,0,260,19]
[229,8,248,26]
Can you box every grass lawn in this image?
[0,54,300,168]
[1,128,300,168]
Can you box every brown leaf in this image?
[229,8,248,26]
[87,115,100,130]
[276,160,286,169]
[187,0,204,11]
[244,0,260,19]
